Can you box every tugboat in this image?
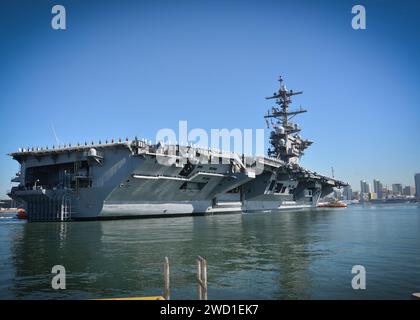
[317,199,347,208]
[16,208,28,219]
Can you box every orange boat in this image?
[16,208,28,219]
[317,200,347,208]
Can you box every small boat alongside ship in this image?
[317,199,348,208]
[16,208,28,219]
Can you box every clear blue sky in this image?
[1,0,419,198]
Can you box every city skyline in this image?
[350,173,420,198]
[355,177,417,194]
[339,175,418,201]
[1,0,420,198]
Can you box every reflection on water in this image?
[0,204,419,299]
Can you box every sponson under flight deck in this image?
[8,76,347,221]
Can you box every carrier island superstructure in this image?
[8,77,347,221]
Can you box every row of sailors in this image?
[18,138,240,156]
[17,137,151,153]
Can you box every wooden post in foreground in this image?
[196,256,207,300]
[163,257,170,300]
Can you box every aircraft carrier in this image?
[8,76,347,221]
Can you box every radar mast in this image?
[264,76,313,163]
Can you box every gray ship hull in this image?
[8,140,341,221]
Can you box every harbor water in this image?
[0,204,419,299]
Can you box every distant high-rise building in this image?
[402,186,414,196]
[382,185,391,198]
[343,186,353,200]
[360,180,370,201]
[360,180,370,194]
[415,174,420,199]
[352,191,360,200]
[373,179,383,199]
[392,183,403,195]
